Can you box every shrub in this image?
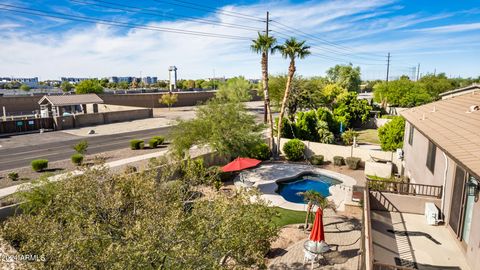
[248,143,271,160]
[309,155,324,165]
[130,139,144,150]
[345,157,361,170]
[282,139,305,161]
[73,140,88,154]
[333,156,344,166]
[71,154,84,166]
[341,129,359,145]
[149,138,159,149]
[152,136,165,145]
[31,159,48,172]
[7,172,19,181]
[378,116,405,151]
[124,165,137,174]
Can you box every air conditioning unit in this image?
[425,202,439,225]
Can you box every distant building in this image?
[109,76,134,84]
[61,77,89,84]
[141,76,158,85]
[0,77,39,88]
[43,80,62,87]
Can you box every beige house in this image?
[400,90,480,269]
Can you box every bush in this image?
[152,136,165,145]
[333,156,344,166]
[309,155,324,165]
[73,140,88,154]
[149,138,159,149]
[345,157,361,170]
[282,139,305,161]
[248,143,271,160]
[130,139,144,150]
[7,172,19,181]
[124,165,137,174]
[31,159,48,172]
[341,129,359,145]
[378,116,405,151]
[71,154,84,166]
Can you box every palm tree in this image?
[300,190,335,231]
[275,38,310,156]
[251,32,277,154]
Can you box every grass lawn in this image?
[357,129,380,145]
[271,207,311,227]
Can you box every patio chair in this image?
[303,249,318,270]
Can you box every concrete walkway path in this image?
[0,149,168,198]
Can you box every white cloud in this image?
[414,22,480,33]
[0,0,478,80]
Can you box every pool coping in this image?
[235,164,357,211]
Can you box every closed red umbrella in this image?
[221,157,261,172]
[309,209,325,242]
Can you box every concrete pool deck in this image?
[235,163,357,211]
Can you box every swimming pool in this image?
[276,173,342,204]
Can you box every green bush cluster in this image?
[71,154,84,166]
[345,157,361,170]
[378,116,405,151]
[248,143,271,160]
[149,139,159,149]
[152,136,165,145]
[309,155,324,165]
[8,172,19,181]
[277,108,337,143]
[333,156,344,166]
[31,159,48,172]
[282,139,305,161]
[130,139,144,150]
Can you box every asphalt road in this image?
[0,127,172,171]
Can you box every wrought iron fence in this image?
[367,178,442,198]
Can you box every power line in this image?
[0,4,253,40]
[70,0,262,32]
[152,0,264,22]
[270,20,386,60]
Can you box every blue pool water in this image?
[276,173,341,203]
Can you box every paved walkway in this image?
[268,210,362,270]
[235,163,357,211]
[0,150,168,198]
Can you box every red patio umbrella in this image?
[221,157,261,172]
[309,209,325,243]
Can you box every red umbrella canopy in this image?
[221,157,261,172]
[309,209,325,242]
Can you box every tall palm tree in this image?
[275,38,310,155]
[251,32,277,153]
[300,190,335,231]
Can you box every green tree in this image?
[75,79,104,94]
[160,93,178,110]
[118,81,129,89]
[275,37,311,156]
[169,100,264,158]
[317,121,334,144]
[20,84,31,91]
[73,140,88,154]
[251,32,277,154]
[215,76,252,102]
[2,164,278,269]
[333,92,371,128]
[378,116,405,151]
[373,78,432,107]
[186,80,196,89]
[326,64,361,92]
[321,83,348,108]
[60,81,74,92]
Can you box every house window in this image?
[426,140,436,173]
[408,124,414,145]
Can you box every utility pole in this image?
[386,52,390,82]
[416,63,420,81]
[263,11,270,124]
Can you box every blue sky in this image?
[0,0,479,80]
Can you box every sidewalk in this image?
[0,149,168,198]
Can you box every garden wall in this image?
[278,138,402,171]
